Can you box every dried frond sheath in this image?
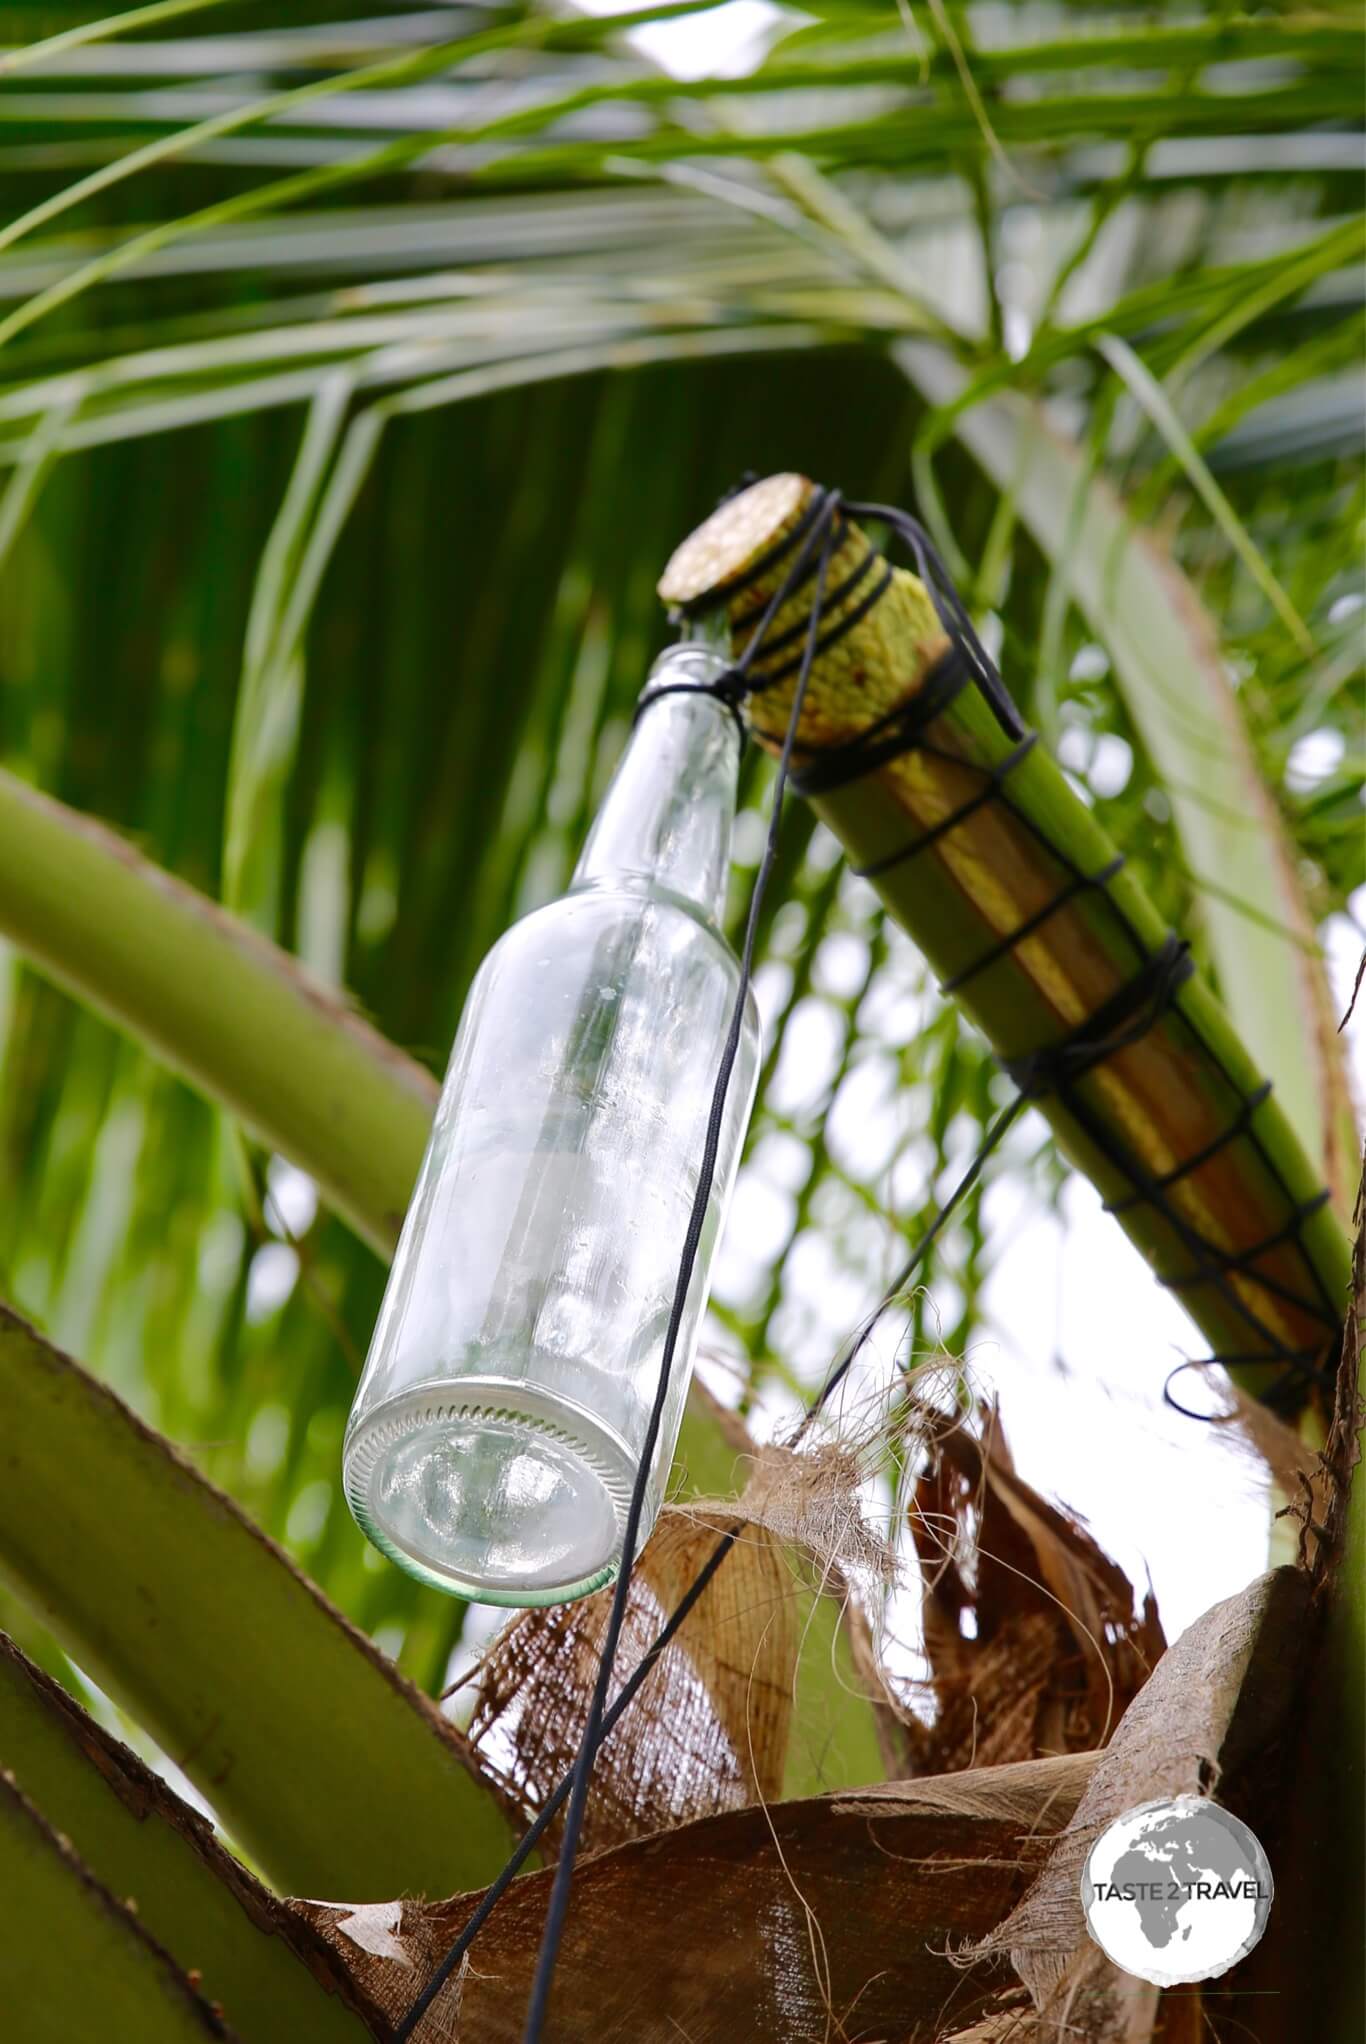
[659,476,1350,1414]
[298,1750,1096,2042]
[974,1565,1309,2033]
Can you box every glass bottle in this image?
[343,643,760,1607]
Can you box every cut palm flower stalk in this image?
[658,474,1349,1420]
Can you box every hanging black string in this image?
[1161,1347,1332,1422]
[392,495,845,2044]
[390,1523,743,2042]
[517,498,844,2044]
[794,1091,1029,1438]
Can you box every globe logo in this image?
[1080,1794,1273,1986]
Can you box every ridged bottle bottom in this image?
[343,1378,640,1607]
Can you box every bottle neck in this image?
[571,647,741,929]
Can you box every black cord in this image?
[1104,1081,1273,1216]
[851,731,1039,881]
[844,501,1027,744]
[391,1526,742,2041]
[518,501,843,2044]
[939,856,1126,997]
[1162,1348,1329,1421]
[394,485,840,2044]
[391,1047,1027,2042]
[796,1090,1029,1437]
[395,485,840,2044]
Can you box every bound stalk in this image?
[658,474,1350,1418]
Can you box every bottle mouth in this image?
[343,1380,640,1608]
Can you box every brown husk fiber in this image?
[902,1400,1166,1774]
[463,1506,799,1858]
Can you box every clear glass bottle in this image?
[343,644,760,1607]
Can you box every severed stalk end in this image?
[657,473,812,615]
[658,474,949,752]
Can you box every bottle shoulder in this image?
[495,876,733,954]
[482,883,761,1034]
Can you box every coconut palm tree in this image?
[0,3,1360,2038]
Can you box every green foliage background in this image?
[0,0,1360,1740]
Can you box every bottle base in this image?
[343,1379,638,1607]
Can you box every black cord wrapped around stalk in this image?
[659,474,1350,1416]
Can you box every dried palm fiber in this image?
[659,475,1351,1418]
[463,1507,798,1859]
[460,1391,1164,1863]
[463,1447,906,1858]
[903,1401,1166,1774]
